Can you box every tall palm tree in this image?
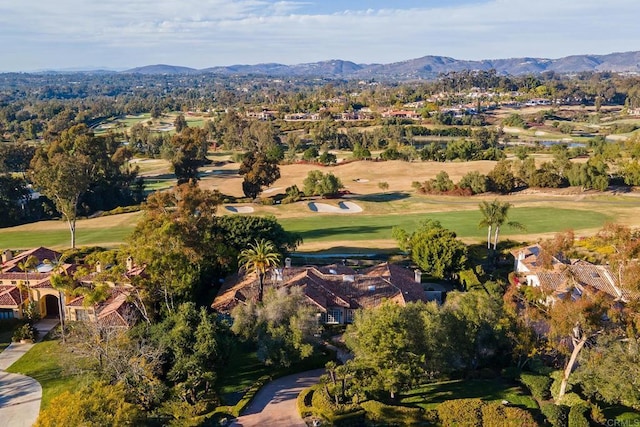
[478,200,499,250]
[238,239,281,303]
[492,201,525,250]
[17,255,39,315]
[478,200,525,252]
[45,256,73,343]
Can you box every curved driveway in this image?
[0,371,42,427]
[230,368,324,427]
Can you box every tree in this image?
[167,127,209,184]
[47,256,74,343]
[478,200,524,252]
[239,151,280,199]
[0,175,30,227]
[302,170,343,197]
[393,219,467,279]
[30,151,91,248]
[155,303,232,405]
[174,113,188,133]
[487,160,515,194]
[127,183,222,314]
[574,332,640,410]
[17,255,39,314]
[378,181,389,193]
[548,294,611,402]
[238,239,281,303]
[458,171,488,195]
[231,286,320,367]
[344,301,440,399]
[318,150,337,165]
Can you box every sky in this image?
[1,0,639,72]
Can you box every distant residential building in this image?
[212,262,430,324]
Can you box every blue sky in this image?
[1,0,638,72]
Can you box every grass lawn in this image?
[400,379,538,411]
[279,207,611,244]
[0,226,136,250]
[6,337,95,409]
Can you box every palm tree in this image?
[238,239,281,303]
[17,255,39,315]
[478,200,499,250]
[45,256,73,343]
[492,201,525,250]
[478,200,525,252]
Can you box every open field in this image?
[2,154,640,252]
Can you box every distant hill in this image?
[120,51,640,79]
[122,64,199,74]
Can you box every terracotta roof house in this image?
[0,247,140,327]
[510,244,635,304]
[212,262,429,324]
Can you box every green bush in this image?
[437,398,484,427]
[481,402,538,427]
[549,370,567,400]
[557,393,586,408]
[501,366,522,381]
[541,403,569,427]
[568,404,590,427]
[297,386,315,418]
[12,323,38,342]
[360,400,424,426]
[520,372,552,401]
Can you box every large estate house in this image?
[212,261,430,324]
[0,247,138,327]
[510,244,635,304]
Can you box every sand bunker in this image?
[308,201,363,213]
[263,187,283,194]
[225,205,255,214]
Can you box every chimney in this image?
[95,261,102,273]
[285,257,291,268]
[2,249,12,263]
[414,269,422,284]
[126,256,134,271]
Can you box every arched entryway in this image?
[43,294,59,319]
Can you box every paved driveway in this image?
[0,372,42,427]
[230,369,324,427]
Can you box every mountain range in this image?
[122,51,640,79]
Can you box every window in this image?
[75,309,89,321]
[0,309,14,319]
[326,308,342,324]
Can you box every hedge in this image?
[481,402,538,427]
[520,372,553,401]
[360,400,425,426]
[541,403,569,427]
[437,398,484,427]
[297,385,316,418]
[568,404,590,427]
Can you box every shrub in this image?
[361,400,424,426]
[557,393,586,408]
[501,366,522,381]
[297,386,315,418]
[12,323,37,342]
[520,372,552,400]
[481,402,538,427]
[437,398,484,427]
[541,402,569,427]
[568,403,590,427]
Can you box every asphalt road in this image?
[230,368,324,427]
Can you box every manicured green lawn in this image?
[400,379,539,411]
[0,226,135,249]
[6,338,95,409]
[279,207,611,243]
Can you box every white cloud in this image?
[1,0,639,71]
